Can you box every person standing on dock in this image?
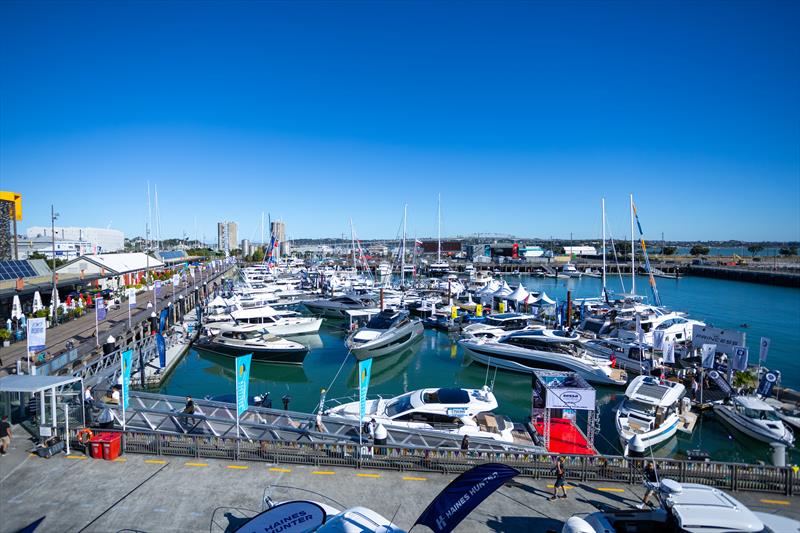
[0,415,12,456]
[549,457,568,500]
[639,462,660,508]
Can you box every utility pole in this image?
[50,205,59,327]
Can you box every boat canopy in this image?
[734,395,775,411]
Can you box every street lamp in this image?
[51,205,60,327]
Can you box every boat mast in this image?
[630,193,635,294]
[350,218,356,271]
[437,193,442,263]
[401,204,407,287]
[602,197,607,300]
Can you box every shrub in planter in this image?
[0,329,11,346]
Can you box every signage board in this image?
[692,325,746,356]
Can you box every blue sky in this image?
[1,1,798,243]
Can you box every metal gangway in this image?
[102,391,545,453]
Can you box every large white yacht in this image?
[195,323,309,364]
[325,387,514,442]
[583,338,655,374]
[345,309,424,359]
[204,306,322,336]
[460,329,627,386]
[462,313,542,340]
[616,375,687,454]
[713,395,795,447]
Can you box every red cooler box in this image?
[89,433,111,459]
[102,433,122,461]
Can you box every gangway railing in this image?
[99,391,543,453]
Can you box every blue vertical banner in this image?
[414,464,520,533]
[358,358,373,425]
[235,353,252,416]
[121,349,133,411]
[156,333,166,368]
[154,280,162,297]
[159,308,168,333]
[96,297,107,321]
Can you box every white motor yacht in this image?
[616,375,687,454]
[195,323,309,364]
[325,387,514,442]
[562,263,582,278]
[462,313,542,340]
[205,306,322,336]
[583,338,654,374]
[713,395,795,447]
[562,480,797,533]
[345,309,424,360]
[460,329,627,386]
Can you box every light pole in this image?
[51,205,59,327]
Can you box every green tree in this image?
[690,244,710,256]
[660,246,677,256]
[747,244,764,256]
[779,246,798,257]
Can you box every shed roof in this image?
[0,374,82,394]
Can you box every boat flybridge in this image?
[562,479,796,533]
[325,387,515,443]
[583,338,655,374]
[616,375,688,455]
[460,329,628,386]
[345,309,424,360]
[615,311,705,346]
[713,395,795,447]
[303,294,378,319]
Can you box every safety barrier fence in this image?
[68,428,797,496]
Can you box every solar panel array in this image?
[0,260,38,281]
[158,250,186,261]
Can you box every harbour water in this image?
[161,274,800,465]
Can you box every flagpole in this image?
[95,302,99,347]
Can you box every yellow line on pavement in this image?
[356,473,381,478]
[145,459,167,464]
[185,462,208,467]
[270,467,292,472]
[760,499,790,505]
[312,471,336,475]
[113,457,127,462]
[227,465,249,469]
[66,455,87,460]
[403,476,427,481]
[546,484,574,490]
[597,487,625,492]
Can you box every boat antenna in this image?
[484,357,491,387]
[389,503,402,529]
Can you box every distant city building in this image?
[270,220,286,257]
[18,237,93,260]
[241,239,251,257]
[26,226,124,254]
[421,239,462,255]
[216,221,238,254]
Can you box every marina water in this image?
[161,274,800,465]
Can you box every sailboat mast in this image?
[602,197,607,299]
[437,193,442,262]
[401,204,407,286]
[630,193,635,294]
[350,218,356,271]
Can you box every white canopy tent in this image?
[506,284,530,302]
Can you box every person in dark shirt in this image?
[0,415,12,455]
[639,462,660,509]
[549,456,568,500]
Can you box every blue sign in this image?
[414,463,520,533]
[96,297,106,321]
[159,308,168,333]
[156,333,166,368]
[235,353,252,416]
[154,280,162,297]
[121,349,133,410]
[358,358,372,424]
[757,372,777,398]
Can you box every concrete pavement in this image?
[0,427,796,533]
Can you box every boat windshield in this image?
[742,407,780,421]
[366,312,401,330]
[385,394,413,417]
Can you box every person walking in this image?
[0,415,12,456]
[183,396,196,428]
[549,457,568,500]
[460,434,470,454]
[639,462,660,509]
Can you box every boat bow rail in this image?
[103,390,543,453]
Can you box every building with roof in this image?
[564,246,598,257]
[25,226,124,254]
[0,192,23,260]
[217,221,238,254]
[56,253,164,290]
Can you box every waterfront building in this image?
[216,221,238,254]
[564,245,598,256]
[25,226,124,254]
[241,239,251,257]
[270,220,286,257]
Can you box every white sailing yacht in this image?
[428,193,449,275]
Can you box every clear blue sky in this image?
[1,1,798,243]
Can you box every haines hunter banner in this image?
[235,353,252,416]
[234,501,326,533]
[414,463,520,533]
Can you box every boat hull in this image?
[349,322,424,360]
[194,340,308,365]
[616,414,680,454]
[713,405,795,447]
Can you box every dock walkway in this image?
[0,439,796,533]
